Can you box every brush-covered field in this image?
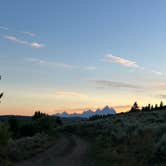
[61,110,166,166]
[1,110,166,166]
[0,111,61,165]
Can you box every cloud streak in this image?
[26,57,75,69]
[151,70,163,76]
[92,79,166,95]
[157,94,166,99]
[104,53,163,76]
[0,25,37,37]
[104,54,141,68]
[4,35,44,48]
[26,57,96,70]
[21,31,36,37]
[55,91,88,98]
[91,80,143,90]
[0,26,8,30]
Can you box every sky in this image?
[1,0,166,115]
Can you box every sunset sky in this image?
[1,0,166,115]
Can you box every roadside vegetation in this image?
[61,102,166,166]
[0,111,62,165]
[1,102,166,166]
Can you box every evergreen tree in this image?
[142,106,145,112]
[130,102,140,112]
[147,104,151,111]
[32,111,48,120]
[0,76,3,102]
[160,101,164,110]
[151,105,154,111]
[155,104,158,111]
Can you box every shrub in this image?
[8,117,20,138]
[7,133,50,162]
[156,133,166,156]
[0,122,10,146]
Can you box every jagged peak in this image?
[55,105,116,118]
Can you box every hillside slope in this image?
[62,110,166,166]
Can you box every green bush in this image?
[0,122,11,166]
[0,122,10,146]
[64,110,166,165]
[156,133,166,156]
[7,133,50,162]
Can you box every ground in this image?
[14,134,94,166]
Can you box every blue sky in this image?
[0,0,166,115]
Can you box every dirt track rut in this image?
[15,135,94,166]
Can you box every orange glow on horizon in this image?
[0,105,131,116]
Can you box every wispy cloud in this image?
[91,79,166,94]
[157,94,166,99]
[0,25,37,37]
[91,80,143,90]
[55,91,88,98]
[0,26,43,47]
[26,58,46,64]
[151,70,163,76]
[4,35,44,48]
[104,54,141,68]
[0,26,8,30]
[26,57,96,70]
[30,42,44,48]
[4,35,28,44]
[26,57,74,69]
[104,53,163,76]
[21,31,36,37]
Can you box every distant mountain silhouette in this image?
[55,105,116,118]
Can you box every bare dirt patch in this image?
[14,135,94,166]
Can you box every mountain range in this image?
[55,106,116,118]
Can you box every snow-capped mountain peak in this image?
[55,106,116,118]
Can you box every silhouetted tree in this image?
[160,101,164,110]
[155,104,158,111]
[147,104,151,111]
[0,76,3,103]
[0,93,3,100]
[141,102,166,112]
[32,111,61,133]
[142,105,149,112]
[151,105,154,111]
[32,111,48,120]
[142,107,145,112]
[130,102,140,112]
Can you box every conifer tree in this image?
[0,75,3,102]
[155,104,158,111]
[130,102,140,112]
[160,101,164,110]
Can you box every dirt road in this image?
[15,135,94,166]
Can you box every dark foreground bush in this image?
[0,122,11,166]
[7,133,53,162]
[0,122,10,145]
[0,111,62,165]
[62,110,166,166]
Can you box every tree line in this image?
[129,101,165,112]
